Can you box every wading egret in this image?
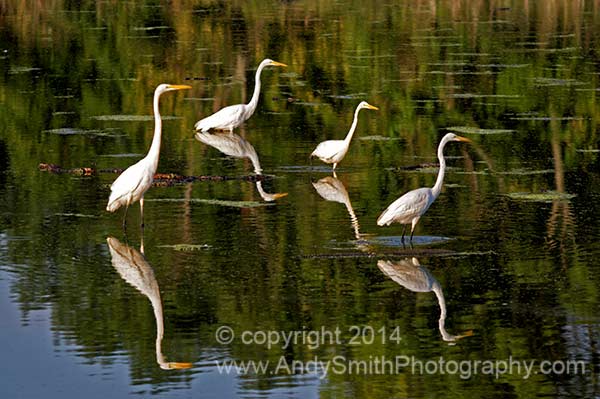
[107,237,193,369]
[377,133,471,242]
[194,58,287,133]
[310,101,378,171]
[106,83,191,228]
[377,258,471,342]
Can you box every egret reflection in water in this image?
[107,236,193,370]
[195,131,287,201]
[377,258,472,342]
[312,176,361,241]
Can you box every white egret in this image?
[106,83,191,228]
[194,58,287,133]
[107,237,193,369]
[377,258,472,342]
[377,133,471,242]
[310,101,379,171]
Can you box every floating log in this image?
[38,163,96,176]
[38,163,268,184]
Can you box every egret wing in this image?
[377,188,432,226]
[312,140,345,162]
[107,159,151,211]
[194,104,246,131]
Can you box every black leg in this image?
[122,204,129,230]
[140,197,145,228]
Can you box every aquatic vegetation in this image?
[506,191,576,202]
[447,126,515,135]
[148,198,275,208]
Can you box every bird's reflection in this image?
[377,258,472,342]
[195,131,287,201]
[312,176,361,241]
[107,236,192,370]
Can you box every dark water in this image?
[1,1,599,398]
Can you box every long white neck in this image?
[343,106,362,144]
[431,136,450,198]
[247,62,267,114]
[147,89,163,171]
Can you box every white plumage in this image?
[377,132,471,242]
[194,58,287,133]
[311,101,378,170]
[106,83,191,227]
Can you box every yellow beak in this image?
[162,362,193,370]
[456,136,472,143]
[365,103,379,111]
[271,192,289,200]
[168,84,192,90]
[270,61,288,67]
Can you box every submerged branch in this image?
[38,163,268,184]
[395,162,440,171]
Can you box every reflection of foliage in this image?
[1,0,599,397]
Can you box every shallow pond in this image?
[1,1,599,398]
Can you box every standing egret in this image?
[194,58,287,133]
[377,133,471,242]
[106,83,191,228]
[310,101,378,171]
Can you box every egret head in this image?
[445,133,472,143]
[262,58,288,68]
[357,101,379,111]
[155,84,192,96]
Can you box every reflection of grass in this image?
[506,191,576,202]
